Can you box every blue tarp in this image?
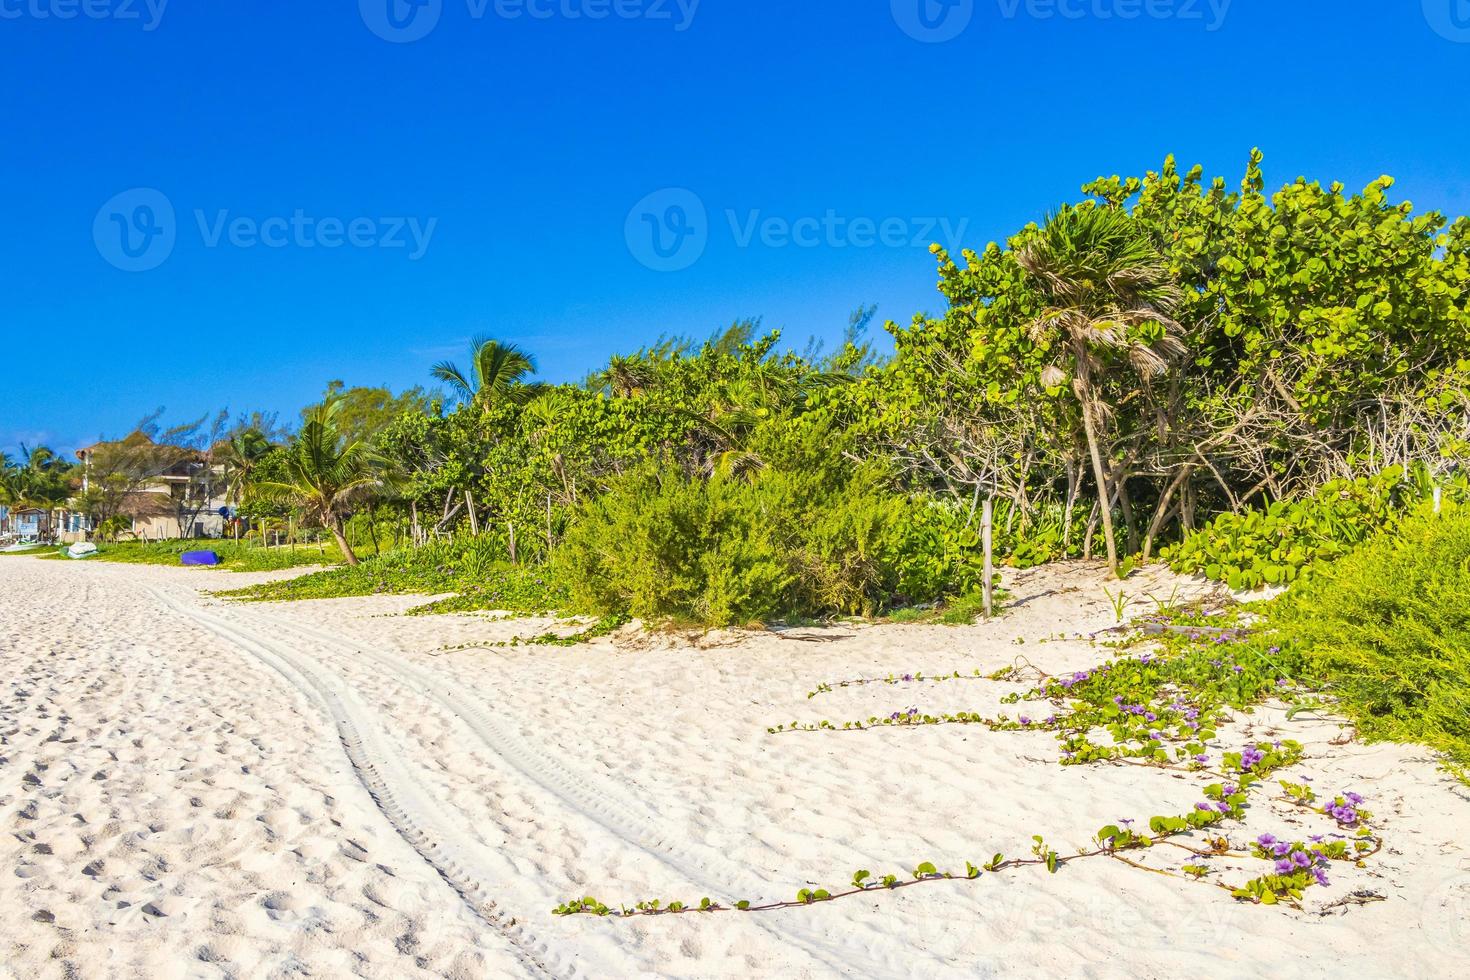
[181,551,222,567]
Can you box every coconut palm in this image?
[432,338,541,410]
[220,428,274,508]
[1016,204,1185,576]
[250,401,382,565]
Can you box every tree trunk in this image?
[329,517,359,566]
[1075,366,1119,576]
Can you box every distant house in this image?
[67,434,229,542]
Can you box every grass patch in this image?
[217,538,568,615]
[30,540,340,571]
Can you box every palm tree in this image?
[432,338,541,410]
[220,428,274,508]
[251,401,382,565]
[1016,204,1185,576]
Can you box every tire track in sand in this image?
[147,586,619,980]
[220,599,949,980]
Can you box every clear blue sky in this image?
[3,0,1469,456]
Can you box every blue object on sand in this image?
[181,550,222,567]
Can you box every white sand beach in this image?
[3,556,1468,979]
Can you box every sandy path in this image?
[4,557,1470,979]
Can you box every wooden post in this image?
[464,490,480,536]
[1434,486,1443,514]
[982,496,995,619]
[546,494,553,553]
[508,521,517,565]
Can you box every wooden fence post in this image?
[464,490,480,536]
[982,496,995,619]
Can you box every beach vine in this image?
[555,605,1386,920]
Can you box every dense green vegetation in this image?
[1271,505,1470,777]
[1162,464,1467,589]
[10,151,1469,630]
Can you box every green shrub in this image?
[1161,465,1463,589]
[554,461,989,627]
[1271,503,1470,778]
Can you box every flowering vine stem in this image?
[557,608,1383,920]
[556,742,1380,918]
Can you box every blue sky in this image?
[3,0,1469,456]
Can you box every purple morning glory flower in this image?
[1257,834,1277,847]
[1346,792,1363,805]
[1314,868,1331,887]
[1273,842,1292,857]
[1292,851,1312,869]
[1275,859,1294,874]
[1194,754,1210,764]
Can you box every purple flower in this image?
[1194,754,1210,764]
[1292,851,1312,869]
[1257,834,1278,848]
[1275,859,1294,874]
[1345,792,1363,805]
[1215,802,1230,813]
[1313,868,1331,887]
[1019,717,1032,726]
[1145,712,1158,722]
[1195,802,1213,812]
[1273,842,1292,857]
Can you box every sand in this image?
[2,556,1468,979]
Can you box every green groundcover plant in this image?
[1270,503,1470,777]
[218,536,568,615]
[1160,465,1467,589]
